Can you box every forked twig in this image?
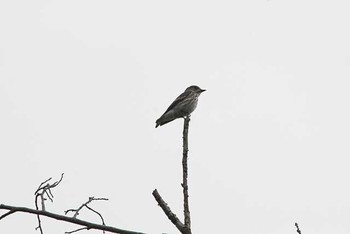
[65,197,108,233]
[34,173,64,233]
[153,117,192,234]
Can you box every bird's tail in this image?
[155,112,176,128]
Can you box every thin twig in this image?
[35,173,64,210]
[85,205,106,234]
[65,197,108,218]
[65,197,108,234]
[35,177,53,194]
[86,204,106,225]
[35,213,44,234]
[65,227,88,234]
[295,222,302,234]
[0,210,16,220]
[34,173,64,233]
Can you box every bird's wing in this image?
[163,91,187,113]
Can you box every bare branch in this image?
[0,204,145,234]
[152,116,192,234]
[152,189,185,233]
[182,116,191,232]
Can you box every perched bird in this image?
[156,85,206,128]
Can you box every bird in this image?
[155,85,206,128]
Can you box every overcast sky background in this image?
[1,1,350,234]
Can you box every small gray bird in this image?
[156,85,206,128]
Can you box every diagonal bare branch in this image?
[152,189,186,232]
[0,204,145,234]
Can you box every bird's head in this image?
[185,85,206,94]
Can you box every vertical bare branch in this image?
[153,116,193,234]
[182,117,191,233]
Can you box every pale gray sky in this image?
[1,1,350,234]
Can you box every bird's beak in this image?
[200,89,206,93]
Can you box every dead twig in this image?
[65,197,108,234]
[65,197,108,219]
[34,173,64,234]
[65,227,87,234]
[295,222,302,234]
